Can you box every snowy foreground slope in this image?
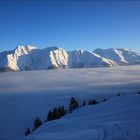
[0,46,140,71]
[24,94,140,140]
[0,65,140,140]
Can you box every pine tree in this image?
[58,106,64,118]
[34,117,42,130]
[58,106,66,117]
[88,99,98,105]
[69,97,79,112]
[61,106,65,116]
[25,128,31,136]
[47,106,66,122]
[47,110,53,121]
[52,107,58,119]
[117,93,120,96]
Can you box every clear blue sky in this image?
[0,0,140,51]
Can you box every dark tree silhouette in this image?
[117,93,121,96]
[34,117,42,130]
[88,99,98,105]
[82,101,86,106]
[25,128,31,136]
[69,97,79,112]
[46,106,66,122]
[52,107,58,119]
[61,106,66,116]
[47,110,54,121]
[58,106,65,118]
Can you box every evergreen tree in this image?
[34,117,42,130]
[52,107,58,119]
[47,106,66,122]
[58,106,66,117]
[58,106,63,118]
[61,106,65,116]
[69,97,79,112]
[47,110,53,121]
[88,99,98,105]
[117,93,120,96]
[25,128,31,136]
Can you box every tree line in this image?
[25,91,140,136]
[25,97,79,136]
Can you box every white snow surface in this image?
[1,46,140,71]
[0,65,140,140]
[0,46,116,71]
[24,94,140,140]
[0,46,36,70]
[94,48,140,65]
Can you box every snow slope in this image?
[17,47,69,70]
[0,65,140,140]
[24,94,140,140]
[68,50,115,68]
[94,48,140,65]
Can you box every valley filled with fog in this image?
[0,65,140,140]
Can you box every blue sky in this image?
[0,0,140,51]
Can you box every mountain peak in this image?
[44,46,59,51]
[15,45,36,51]
[117,48,131,51]
[94,48,131,51]
[0,46,140,72]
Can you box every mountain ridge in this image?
[0,46,139,71]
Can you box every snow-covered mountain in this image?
[0,46,115,71]
[94,48,140,65]
[68,50,115,68]
[0,46,36,71]
[0,46,139,71]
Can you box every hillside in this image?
[24,94,140,140]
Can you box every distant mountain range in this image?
[0,46,140,72]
